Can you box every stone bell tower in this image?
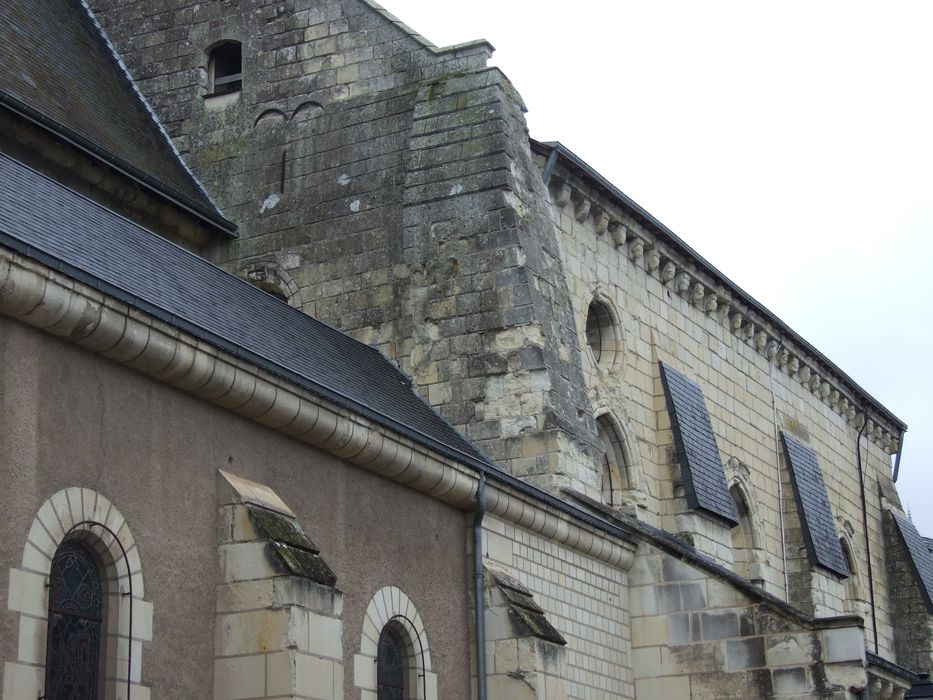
[90,0,608,496]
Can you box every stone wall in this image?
[630,542,868,699]
[541,159,901,660]
[480,514,634,699]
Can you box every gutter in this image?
[532,139,907,434]
[0,246,636,570]
[0,93,237,238]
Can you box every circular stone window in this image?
[585,299,620,368]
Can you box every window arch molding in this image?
[582,291,625,372]
[236,261,301,307]
[354,586,437,700]
[5,487,151,699]
[725,458,769,586]
[837,519,867,615]
[592,406,646,512]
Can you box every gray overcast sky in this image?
[384,0,933,531]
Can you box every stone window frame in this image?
[582,292,624,372]
[593,407,647,513]
[205,40,243,96]
[837,520,867,615]
[236,261,301,308]
[725,458,769,586]
[353,586,437,700]
[4,487,152,700]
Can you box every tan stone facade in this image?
[2,0,932,698]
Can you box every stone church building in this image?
[2,1,932,698]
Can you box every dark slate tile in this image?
[780,432,848,577]
[0,154,492,472]
[2,0,223,221]
[659,362,738,525]
[890,511,933,611]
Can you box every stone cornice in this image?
[0,246,634,570]
[535,142,904,454]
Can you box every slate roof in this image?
[780,433,849,577]
[0,153,491,471]
[1,0,233,234]
[658,362,738,525]
[890,511,933,611]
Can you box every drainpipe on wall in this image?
[856,410,879,653]
[474,470,488,700]
[892,428,905,483]
[768,339,791,601]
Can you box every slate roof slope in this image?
[890,511,933,611]
[0,153,490,470]
[780,432,849,577]
[659,362,739,525]
[1,0,232,234]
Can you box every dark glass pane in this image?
[46,542,102,700]
[377,626,405,700]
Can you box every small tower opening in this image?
[208,41,242,95]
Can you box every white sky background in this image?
[384,1,933,531]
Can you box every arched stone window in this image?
[237,261,301,307]
[5,488,151,699]
[598,413,630,502]
[595,410,648,515]
[585,298,622,369]
[206,41,242,95]
[46,540,105,699]
[730,484,762,585]
[725,460,769,588]
[355,586,436,699]
[838,530,866,615]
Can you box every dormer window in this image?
[208,41,242,95]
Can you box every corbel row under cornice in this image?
[549,175,901,455]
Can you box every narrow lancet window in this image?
[377,622,406,700]
[45,541,104,700]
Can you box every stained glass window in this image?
[377,623,406,700]
[45,541,103,700]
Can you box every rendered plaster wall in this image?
[480,514,633,699]
[544,164,900,660]
[0,316,472,698]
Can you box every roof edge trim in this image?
[0,93,237,237]
[78,0,231,228]
[0,244,637,567]
[531,139,906,434]
[357,0,494,56]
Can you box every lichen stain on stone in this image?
[337,174,350,185]
[349,199,360,212]
[449,183,464,195]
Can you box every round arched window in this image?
[585,299,620,368]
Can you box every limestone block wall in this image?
[480,515,633,699]
[630,543,868,699]
[542,160,902,660]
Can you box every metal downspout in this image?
[856,410,879,653]
[769,339,791,600]
[541,146,560,185]
[892,428,905,482]
[474,471,488,700]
